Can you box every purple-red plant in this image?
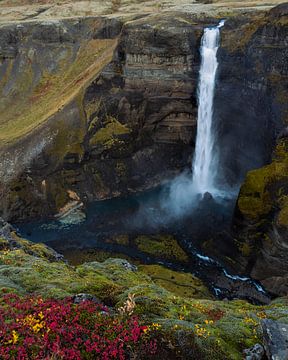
[0,293,158,360]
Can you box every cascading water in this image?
[162,20,226,217]
[191,20,225,195]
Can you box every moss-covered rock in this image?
[139,265,213,300]
[135,234,189,263]
[237,140,288,221]
[235,139,288,295]
[89,115,130,149]
[1,236,288,358]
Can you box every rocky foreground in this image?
[1,219,288,359]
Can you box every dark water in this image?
[16,185,271,304]
[17,186,233,252]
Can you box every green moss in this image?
[46,179,70,211]
[1,236,288,358]
[135,234,189,263]
[63,248,134,266]
[237,165,273,220]
[238,140,288,221]
[0,237,9,250]
[86,98,103,123]
[277,196,288,227]
[0,38,116,146]
[115,161,127,178]
[238,241,252,257]
[139,265,213,300]
[89,116,130,148]
[105,234,130,246]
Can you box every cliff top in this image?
[0,0,285,24]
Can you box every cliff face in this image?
[0,16,122,220]
[213,6,287,186]
[231,4,288,296]
[80,14,203,200]
[0,14,206,221]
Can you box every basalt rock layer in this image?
[1,7,287,223]
[231,4,288,297]
[0,13,206,222]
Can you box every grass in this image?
[0,38,117,147]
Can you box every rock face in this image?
[0,14,207,222]
[234,139,288,296]
[262,319,288,360]
[230,5,288,295]
[0,16,123,221]
[1,6,287,224]
[214,5,288,186]
[243,343,265,360]
[201,4,288,297]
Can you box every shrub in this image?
[0,293,158,360]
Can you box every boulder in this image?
[0,217,15,241]
[262,319,288,360]
[73,293,102,305]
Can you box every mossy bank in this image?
[1,230,288,359]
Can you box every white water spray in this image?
[191,20,224,195]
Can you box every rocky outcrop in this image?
[0,13,207,222]
[243,343,265,360]
[262,319,288,360]
[234,138,288,296]
[214,4,288,186]
[192,4,288,297]
[231,4,288,295]
[0,16,122,221]
[1,232,288,359]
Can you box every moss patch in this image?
[0,38,117,146]
[277,196,288,227]
[89,116,130,148]
[1,236,288,358]
[237,140,288,221]
[135,234,189,263]
[139,265,213,300]
[63,248,135,266]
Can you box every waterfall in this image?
[162,20,225,217]
[191,20,225,195]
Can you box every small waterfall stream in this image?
[192,20,225,195]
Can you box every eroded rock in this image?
[262,319,288,360]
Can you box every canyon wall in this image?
[0,13,205,221]
[230,4,288,296]
[0,4,288,296]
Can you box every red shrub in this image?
[0,293,158,360]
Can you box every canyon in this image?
[0,1,288,358]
